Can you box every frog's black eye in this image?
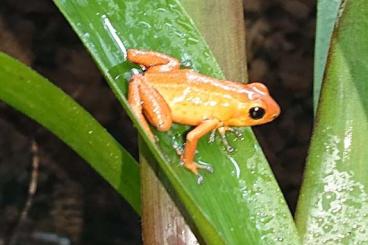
[249,107,265,120]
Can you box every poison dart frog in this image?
[127,49,280,180]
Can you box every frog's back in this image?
[144,70,249,125]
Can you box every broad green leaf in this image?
[313,0,342,111]
[54,1,300,244]
[0,52,140,213]
[296,1,368,244]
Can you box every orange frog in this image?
[127,49,280,178]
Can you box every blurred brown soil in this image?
[0,0,315,244]
[0,1,140,244]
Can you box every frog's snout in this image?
[265,97,281,122]
[272,104,281,119]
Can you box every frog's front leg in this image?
[128,74,172,141]
[127,49,180,73]
[181,119,221,177]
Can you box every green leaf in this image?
[313,0,342,111]
[296,1,368,244]
[0,52,140,213]
[54,0,300,243]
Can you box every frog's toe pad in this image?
[196,174,204,185]
[197,163,214,173]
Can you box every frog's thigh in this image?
[128,76,155,141]
[139,80,173,131]
[182,119,220,174]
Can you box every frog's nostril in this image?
[271,110,280,119]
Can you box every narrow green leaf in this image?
[296,1,368,244]
[0,52,140,213]
[314,0,342,111]
[54,1,299,243]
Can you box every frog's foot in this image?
[208,129,217,143]
[180,160,213,173]
[208,127,243,153]
[217,127,235,153]
[195,162,214,184]
[224,127,244,140]
[197,161,214,173]
[180,160,213,184]
[173,142,184,156]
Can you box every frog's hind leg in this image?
[127,49,180,73]
[128,75,155,141]
[139,77,173,132]
[128,74,173,140]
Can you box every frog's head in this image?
[245,82,280,125]
[228,82,281,126]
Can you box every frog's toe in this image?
[196,174,204,185]
[182,161,199,175]
[208,129,217,143]
[174,145,184,156]
[231,128,244,140]
[197,162,214,173]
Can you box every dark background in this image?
[0,0,314,244]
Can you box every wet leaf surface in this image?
[296,1,368,244]
[54,1,300,243]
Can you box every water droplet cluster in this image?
[238,146,298,244]
[304,134,368,244]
